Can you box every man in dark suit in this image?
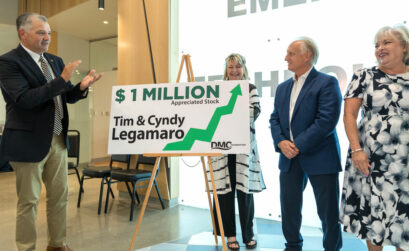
[269,37,342,251]
[0,13,102,251]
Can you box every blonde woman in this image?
[207,53,265,250]
[340,25,409,251]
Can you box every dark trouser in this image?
[280,158,342,251]
[213,154,255,243]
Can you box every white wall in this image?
[58,32,91,164]
[90,70,117,159]
[0,5,18,129]
[0,24,18,54]
[89,38,118,159]
[90,38,117,73]
[0,0,18,25]
[58,34,119,163]
[58,32,90,73]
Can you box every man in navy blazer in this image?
[269,37,342,251]
[0,13,102,251]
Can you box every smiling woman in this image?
[207,53,264,250]
[340,24,409,251]
[375,26,409,75]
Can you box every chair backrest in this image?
[110,154,131,169]
[67,130,80,168]
[136,155,156,166]
[136,155,160,177]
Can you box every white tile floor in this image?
[0,170,400,251]
[136,217,400,251]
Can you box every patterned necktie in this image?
[39,56,63,135]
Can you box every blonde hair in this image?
[375,24,409,65]
[223,53,249,80]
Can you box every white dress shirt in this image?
[20,43,64,119]
[289,67,313,140]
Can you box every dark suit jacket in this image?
[269,67,342,175]
[0,44,87,162]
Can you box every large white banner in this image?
[108,81,249,154]
[177,0,409,226]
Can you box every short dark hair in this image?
[16,12,48,38]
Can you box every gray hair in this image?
[375,24,409,65]
[223,53,249,80]
[16,12,48,38]
[294,37,319,65]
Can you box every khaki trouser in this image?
[11,135,68,251]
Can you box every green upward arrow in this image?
[163,84,242,151]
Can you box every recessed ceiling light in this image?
[103,21,109,24]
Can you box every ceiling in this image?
[48,0,118,41]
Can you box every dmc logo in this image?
[211,141,232,150]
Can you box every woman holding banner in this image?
[208,53,265,250]
[340,25,409,251]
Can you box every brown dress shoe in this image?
[46,245,73,251]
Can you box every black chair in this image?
[67,130,81,188]
[108,155,165,221]
[77,154,129,214]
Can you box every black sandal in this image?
[245,239,257,249]
[227,240,240,250]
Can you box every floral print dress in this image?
[340,66,409,249]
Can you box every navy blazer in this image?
[269,68,342,175]
[0,45,87,162]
